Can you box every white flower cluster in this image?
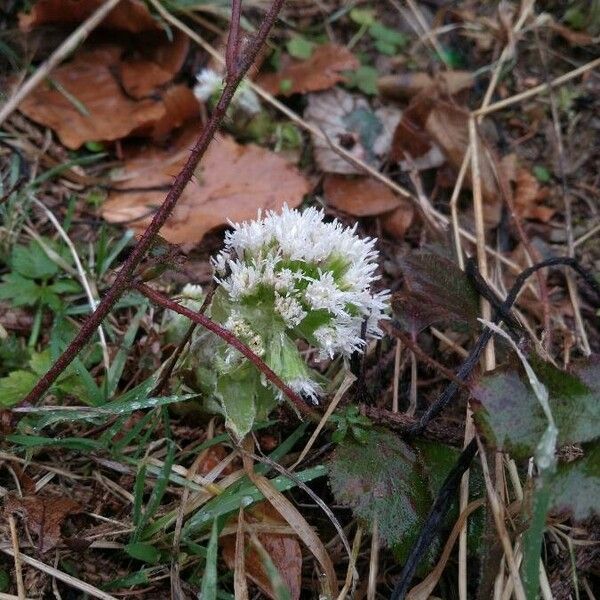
[212,205,390,360]
[194,68,261,115]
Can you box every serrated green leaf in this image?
[471,356,600,459]
[11,241,59,280]
[0,370,37,407]
[328,429,431,555]
[0,273,42,306]
[286,36,315,60]
[124,542,161,564]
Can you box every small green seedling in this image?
[330,405,373,444]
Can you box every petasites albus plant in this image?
[200,205,390,439]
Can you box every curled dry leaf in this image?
[102,125,311,245]
[258,43,359,96]
[119,31,189,99]
[4,493,81,553]
[392,92,505,223]
[513,168,554,222]
[17,38,196,149]
[305,88,400,174]
[378,71,474,100]
[221,501,302,600]
[19,0,159,33]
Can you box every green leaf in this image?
[50,279,81,294]
[0,370,37,407]
[0,273,42,306]
[200,519,220,600]
[344,65,379,95]
[374,39,398,55]
[124,542,161,564]
[350,8,375,25]
[328,429,431,556]
[182,465,326,537]
[532,165,552,183]
[11,241,59,280]
[368,22,408,47]
[279,78,293,94]
[521,476,552,598]
[549,443,600,520]
[471,356,600,459]
[215,365,258,441]
[286,36,314,60]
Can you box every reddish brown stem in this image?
[226,0,243,81]
[134,282,319,421]
[19,0,287,408]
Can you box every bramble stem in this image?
[19,0,287,407]
[134,282,319,421]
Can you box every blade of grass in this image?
[200,518,221,600]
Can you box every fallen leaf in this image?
[147,85,201,142]
[102,126,310,245]
[258,44,359,96]
[222,501,302,600]
[18,42,196,149]
[196,444,235,477]
[119,31,189,99]
[19,0,159,33]
[379,71,474,99]
[513,168,554,222]
[425,98,502,207]
[4,494,81,553]
[323,174,408,216]
[392,91,504,218]
[304,88,396,174]
[382,204,415,239]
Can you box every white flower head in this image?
[194,68,261,115]
[213,205,390,358]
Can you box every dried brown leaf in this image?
[323,174,407,216]
[222,502,302,600]
[17,42,195,149]
[382,204,415,239]
[119,31,189,99]
[19,0,159,32]
[258,44,359,96]
[379,71,473,100]
[102,126,310,245]
[513,168,554,223]
[5,494,81,553]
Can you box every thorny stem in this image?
[226,0,243,82]
[134,282,320,422]
[19,0,287,407]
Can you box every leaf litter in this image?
[2,1,600,598]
